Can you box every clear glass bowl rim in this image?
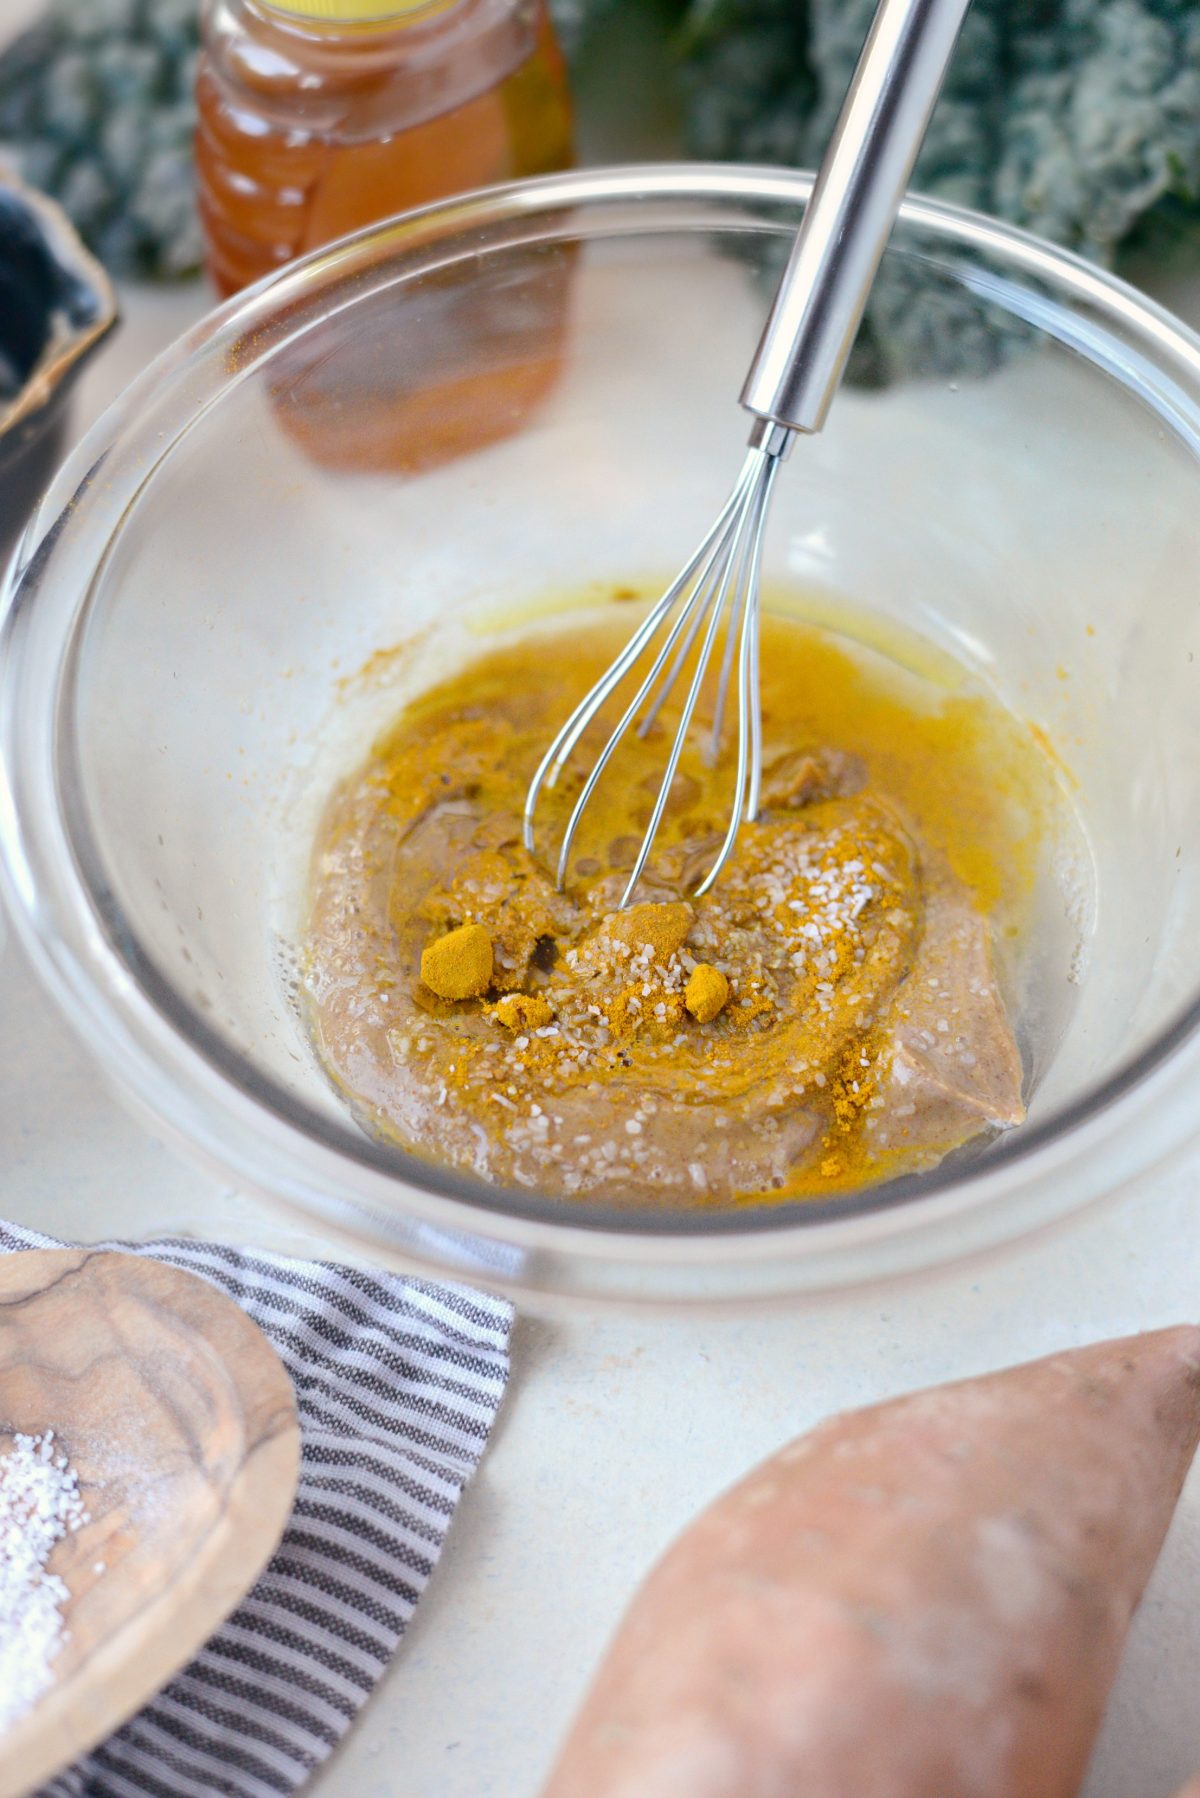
[5,162,1200,1302]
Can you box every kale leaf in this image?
[557,0,1200,377]
[0,0,201,279]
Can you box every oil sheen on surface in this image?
[306,605,1062,1210]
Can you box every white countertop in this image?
[4,271,1200,1798]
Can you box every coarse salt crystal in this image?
[0,1431,91,1733]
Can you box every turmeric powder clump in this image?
[420,923,493,1000]
[685,963,730,1023]
[490,992,554,1032]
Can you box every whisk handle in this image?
[740,0,973,438]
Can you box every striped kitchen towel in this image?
[0,1222,512,1798]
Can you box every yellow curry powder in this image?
[420,921,494,1000]
[684,964,730,1024]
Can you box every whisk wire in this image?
[521,454,760,866]
[615,463,766,908]
[746,552,764,824]
[693,449,781,899]
[635,450,761,742]
[525,442,790,904]
[680,493,758,905]
[550,499,745,890]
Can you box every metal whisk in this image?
[524,0,974,906]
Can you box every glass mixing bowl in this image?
[3,165,1200,1307]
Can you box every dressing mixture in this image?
[306,606,1062,1208]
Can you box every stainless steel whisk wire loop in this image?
[520,439,790,908]
[524,0,974,907]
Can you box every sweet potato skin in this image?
[543,1327,1200,1798]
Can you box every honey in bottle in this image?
[196,0,573,298]
[196,0,575,472]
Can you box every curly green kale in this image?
[0,0,201,279]
[678,0,1200,376]
[994,0,1200,256]
[681,0,1200,250]
[676,0,814,166]
[555,0,1200,378]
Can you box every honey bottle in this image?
[196,0,574,299]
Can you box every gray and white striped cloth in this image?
[0,1222,512,1798]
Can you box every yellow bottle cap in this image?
[259,0,457,21]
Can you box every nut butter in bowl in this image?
[305,603,1069,1212]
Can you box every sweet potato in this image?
[544,1327,1200,1798]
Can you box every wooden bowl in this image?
[0,1249,301,1797]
